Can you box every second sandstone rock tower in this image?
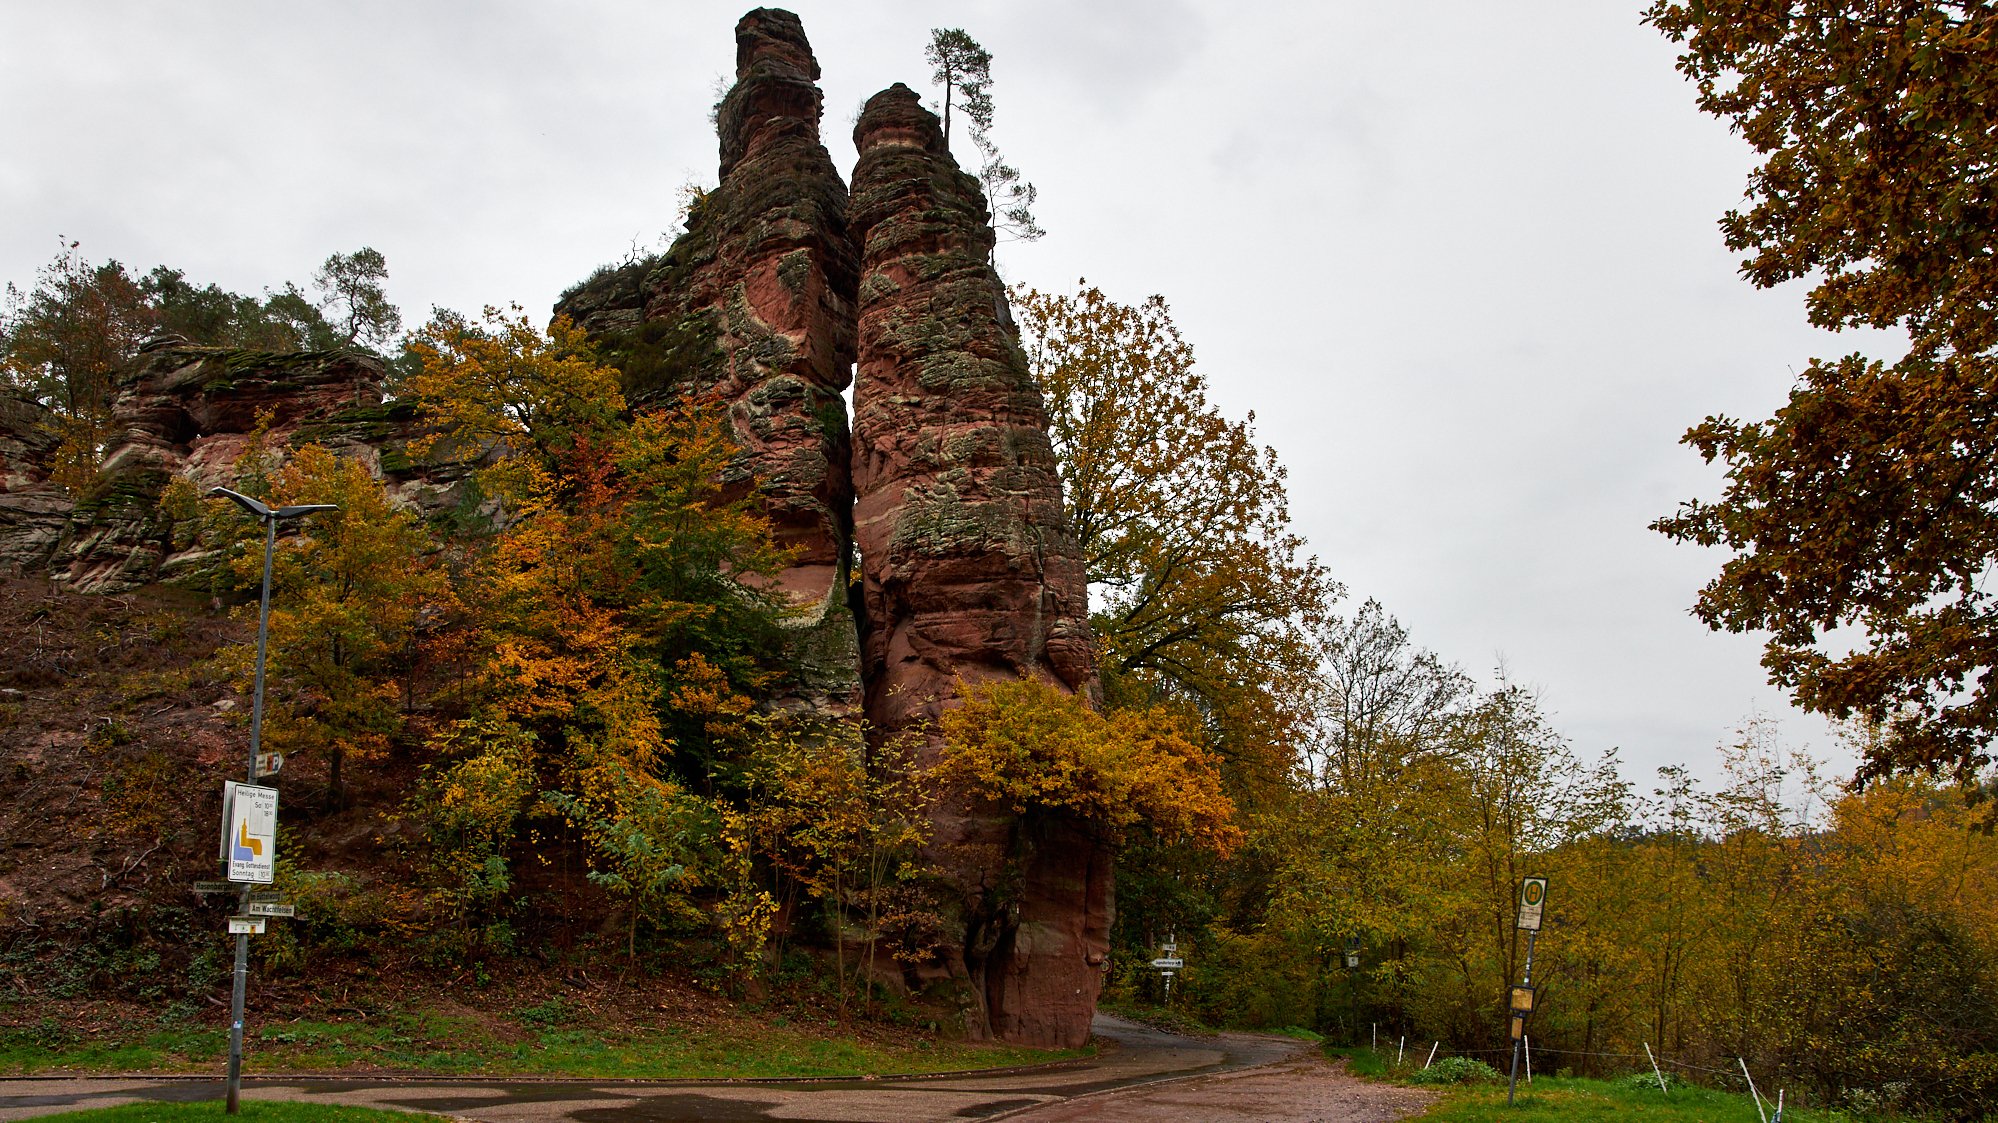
[848,82,1109,1048]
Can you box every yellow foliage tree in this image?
[399,308,796,961]
[938,678,1243,856]
[1013,282,1337,807]
[220,444,449,805]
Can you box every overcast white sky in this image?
[2,1,1905,790]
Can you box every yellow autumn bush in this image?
[938,677,1243,855]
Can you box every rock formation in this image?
[0,6,1118,1051]
[556,7,862,715]
[0,336,472,593]
[0,390,68,575]
[848,83,1108,1048]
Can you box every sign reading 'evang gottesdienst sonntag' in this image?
[220,781,277,884]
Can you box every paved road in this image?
[0,1016,1333,1123]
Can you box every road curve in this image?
[0,1015,1314,1123]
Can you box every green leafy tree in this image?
[313,247,401,351]
[1646,1,1998,785]
[221,444,450,806]
[543,760,713,964]
[138,266,340,351]
[924,28,991,148]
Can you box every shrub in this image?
[1410,1056,1503,1085]
[1619,1069,1683,1092]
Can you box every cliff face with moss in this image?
[847,83,1108,1049]
[0,335,475,593]
[0,390,67,575]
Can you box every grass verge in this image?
[18,1104,434,1123]
[1330,1047,1858,1123]
[1410,1075,1849,1122]
[0,1011,1087,1080]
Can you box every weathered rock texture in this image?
[556,8,862,715]
[848,83,1108,1049]
[0,336,475,593]
[0,390,69,575]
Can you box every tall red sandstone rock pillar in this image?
[848,83,1108,1048]
[557,8,863,712]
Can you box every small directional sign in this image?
[193,881,231,896]
[1151,957,1185,969]
[247,891,284,904]
[246,902,294,918]
[227,917,267,935]
[255,751,283,779]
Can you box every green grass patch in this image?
[0,1012,1087,1080]
[1327,1045,1390,1079]
[0,1022,226,1075]
[1376,1068,1850,1123]
[24,1103,433,1123]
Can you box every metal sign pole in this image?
[209,491,329,1116]
[225,514,276,1115]
[1507,928,1536,1103]
[1507,877,1547,1106]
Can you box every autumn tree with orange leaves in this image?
[1647,1,1998,786]
[1013,283,1337,803]
[398,308,793,953]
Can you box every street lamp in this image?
[208,486,334,1114]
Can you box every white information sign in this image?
[1517,877,1548,931]
[227,917,267,935]
[1151,957,1185,969]
[222,781,278,884]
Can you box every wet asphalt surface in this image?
[0,1015,1310,1122]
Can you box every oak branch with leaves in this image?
[1647,1,1998,785]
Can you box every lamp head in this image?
[208,488,337,520]
[208,486,272,519]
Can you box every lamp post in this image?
[209,487,334,1114]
